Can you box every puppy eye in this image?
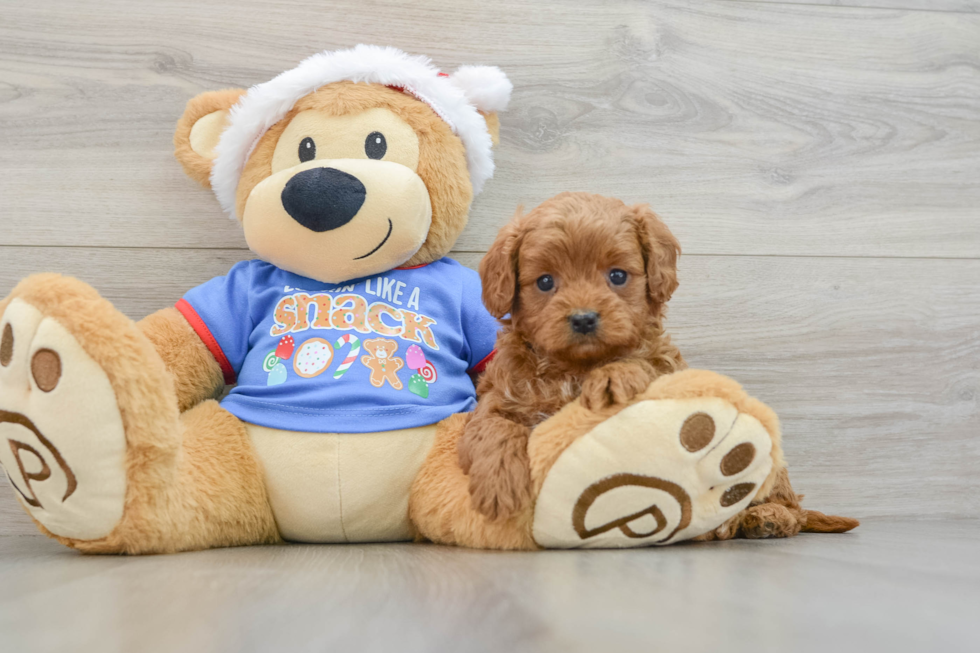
[365,131,387,159]
[299,137,316,163]
[536,275,555,292]
[609,269,628,286]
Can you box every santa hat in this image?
[211,44,513,219]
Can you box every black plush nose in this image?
[281,167,366,233]
[568,311,599,335]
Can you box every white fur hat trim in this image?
[210,44,512,218]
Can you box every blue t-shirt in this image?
[176,258,499,433]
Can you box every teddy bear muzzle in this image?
[242,158,433,284]
[280,167,367,233]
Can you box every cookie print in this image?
[293,338,335,378]
[360,338,404,390]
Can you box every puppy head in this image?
[481,192,679,365]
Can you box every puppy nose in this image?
[568,311,599,335]
[281,167,366,233]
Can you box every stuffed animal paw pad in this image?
[0,298,127,541]
[532,397,772,548]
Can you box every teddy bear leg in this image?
[144,399,280,553]
[529,369,858,548]
[0,274,278,553]
[409,413,538,550]
[410,370,855,550]
[138,306,225,413]
[410,371,780,551]
[527,369,783,548]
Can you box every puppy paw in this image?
[738,503,803,539]
[467,442,532,522]
[580,360,654,411]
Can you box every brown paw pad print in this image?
[679,412,758,510]
[31,349,62,392]
[531,397,774,548]
[0,323,13,367]
[572,473,693,542]
[1,410,77,508]
[0,298,130,541]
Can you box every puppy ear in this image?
[631,204,681,307]
[173,89,245,188]
[480,208,525,318]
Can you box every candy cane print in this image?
[333,334,361,379]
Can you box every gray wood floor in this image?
[0,0,978,650]
[1,518,977,653]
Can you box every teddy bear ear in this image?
[173,89,246,188]
[479,111,501,147]
[450,65,511,148]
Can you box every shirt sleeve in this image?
[459,266,500,373]
[174,260,255,385]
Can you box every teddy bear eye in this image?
[299,137,316,163]
[536,275,555,292]
[365,131,387,160]
[609,269,628,286]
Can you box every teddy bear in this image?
[360,338,405,390]
[0,45,851,553]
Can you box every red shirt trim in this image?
[468,350,496,375]
[175,299,236,386]
[395,262,431,270]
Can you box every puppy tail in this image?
[802,510,860,534]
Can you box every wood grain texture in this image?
[1,246,978,536]
[735,1,979,15]
[1,519,978,653]
[0,0,979,256]
[1,1,978,539]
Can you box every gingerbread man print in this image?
[360,338,405,390]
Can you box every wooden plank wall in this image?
[1,0,978,536]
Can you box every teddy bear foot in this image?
[0,285,131,542]
[532,396,773,548]
[0,275,281,554]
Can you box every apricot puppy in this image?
[459,192,686,520]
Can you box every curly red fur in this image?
[459,192,686,520]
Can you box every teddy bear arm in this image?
[139,307,224,412]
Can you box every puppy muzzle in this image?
[568,311,600,336]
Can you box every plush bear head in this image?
[363,337,399,361]
[173,45,511,283]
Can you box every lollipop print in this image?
[419,361,438,383]
[262,350,280,372]
[405,344,436,384]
